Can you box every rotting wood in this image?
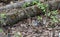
[0,5,42,25]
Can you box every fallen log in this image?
[0,5,42,25]
[0,0,60,12]
[0,0,33,12]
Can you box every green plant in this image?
[0,14,6,18]
[37,2,48,12]
[0,14,6,24]
[48,10,58,23]
[31,0,39,5]
[37,16,42,21]
[37,2,59,27]
[23,0,39,8]
[22,0,59,28]
[23,2,30,8]
[51,10,58,15]
[48,10,59,28]
[50,16,58,23]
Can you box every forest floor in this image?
[0,15,59,37]
[7,16,50,37]
[0,1,60,37]
[0,16,53,37]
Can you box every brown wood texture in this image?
[0,5,42,25]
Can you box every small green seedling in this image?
[0,14,6,18]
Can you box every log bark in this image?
[0,0,60,12]
[0,0,33,12]
[0,5,42,25]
